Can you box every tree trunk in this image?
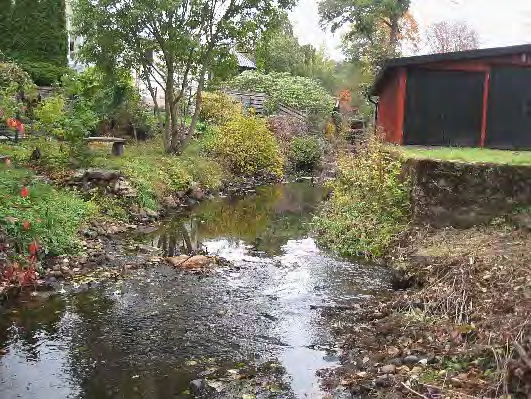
[389,17,400,51]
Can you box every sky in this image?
[289,0,531,60]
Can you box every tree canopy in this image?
[73,0,295,153]
[1,0,67,85]
[425,21,480,54]
[319,0,416,74]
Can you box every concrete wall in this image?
[405,159,531,227]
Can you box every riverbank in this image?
[0,135,291,301]
[320,221,531,398]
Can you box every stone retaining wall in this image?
[405,159,531,227]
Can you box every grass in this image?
[0,165,96,256]
[315,137,411,258]
[390,145,531,166]
[0,136,226,212]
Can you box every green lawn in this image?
[389,145,531,166]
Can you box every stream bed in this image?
[0,182,392,399]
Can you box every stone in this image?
[145,208,159,218]
[510,212,531,230]
[71,168,122,182]
[82,229,98,239]
[137,244,161,254]
[380,364,396,374]
[166,255,216,269]
[111,178,137,197]
[402,355,420,365]
[61,267,73,278]
[190,184,205,201]
[189,379,206,395]
[162,196,179,209]
[375,375,392,387]
[52,270,63,278]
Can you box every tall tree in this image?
[10,0,39,62]
[38,0,67,66]
[255,13,338,92]
[425,21,480,54]
[8,0,67,77]
[0,0,12,55]
[73,0,295,153]
[319,0,416,74]
[319,0,411,51]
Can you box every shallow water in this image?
[0,182,391,399]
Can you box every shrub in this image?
[0,61,37,119]
[20,61,67,86]
[289,136,323,172]
[267,115,308,148]
[199,91,241,126]
[228,71,335,125]
[0,165,96,256]
[35,94,98,142]
[314,136,411,258]
[206,114,284,178]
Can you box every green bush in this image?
[35,94,98,142]
[0,60,37,119]
[93,138,224,210]
[0,165,96,256]
[289,136,323,172]
[228,71,335,125]
[20,61,67,86]
[314,137,411,258]
[206,114,284,178]
[199,91,241,126]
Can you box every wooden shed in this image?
[372,44,531,149]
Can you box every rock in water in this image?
[166,255,215,269]
[189,379,206,395]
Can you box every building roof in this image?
[371,43,531,95]
[234,52,256,70]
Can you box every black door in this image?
[486,66,531,149]
[403,68,485,147]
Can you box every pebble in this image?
[189,379,206,395]
[380,364,396,374]
[402,355,420,364]
[375,375,392,387]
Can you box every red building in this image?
[372,44,531,149]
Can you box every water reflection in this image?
[0,182,391,399]
[141,182,327,257]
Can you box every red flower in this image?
[21,187,29,198]
[15,120,24,134]
[28,240,39,256]
[22,220,31,231]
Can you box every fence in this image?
[225,90,308,122]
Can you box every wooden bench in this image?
[84,137,126,156]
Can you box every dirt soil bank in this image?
[321,224,531,398]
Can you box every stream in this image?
[0,182,392,399]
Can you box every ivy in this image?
[3,0,67,85]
